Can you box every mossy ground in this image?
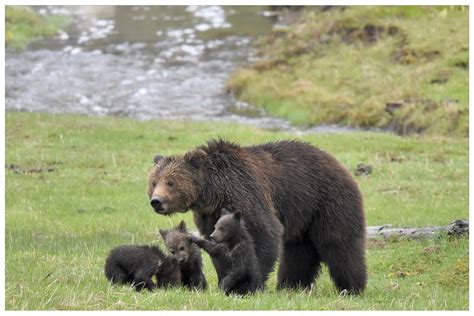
[227,6,468,137]
[6,6,70,49]
[5,112,468,310]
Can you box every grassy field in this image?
[5,112,468,310]
[227,6,469,137]
[6,6,70,49]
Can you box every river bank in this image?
[227,6,468,136]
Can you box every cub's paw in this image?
[188,235,200,243]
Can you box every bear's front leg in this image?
[133,273,156,292]
[242,209,283,283]
[188,236,225,257]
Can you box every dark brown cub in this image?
[104,245,180,291]
[190,208,262,295]
[159,221,207,290]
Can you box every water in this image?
[6,5,353,133]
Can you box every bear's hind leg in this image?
[105,265,130,285]
[322,239,367,294]
[277,240,321,290]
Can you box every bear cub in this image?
[159,221,207,290]
[189,208,263,295]
[104,245,181,291]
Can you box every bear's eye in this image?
[167,180,174,187]
[170,250,175,255]
[151,181,157,187]
[179,246,185,251]
[218,227,224,231]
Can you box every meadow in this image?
[5,112,468,310]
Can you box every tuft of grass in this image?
[5,6,70,49]
[227,6,469,137]
[5,112,468,310]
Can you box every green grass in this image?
[6,6,70,49]
[5,112,468,310]
[227,6,469,137]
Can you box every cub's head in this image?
[147,149,207,215]
[159,221,195,264]
[210,208,242,243]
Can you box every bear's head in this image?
[159,221,195,265]
[147,149,207,215]
[210,208,242,243]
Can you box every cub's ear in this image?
[220,208,231,216]
[159,229,168,240]
[177,220,187,232]
[185,149,207,169]
[154,154,164,165]
[233,211,242,220]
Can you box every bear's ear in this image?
[233,211,242,220]
[154,154,164,165]
[159,229,168,240]
[177,220,187,232]
[185,149,207,169]
[220,208,231,216]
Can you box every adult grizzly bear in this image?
[147,139,367,293]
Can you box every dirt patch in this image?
[393,47,441,64]
[367,238,386,249]
[6,163,56,174]
[386,152,407,163]
[430,77,448,84]
[250,58,288,71]
[454,59,468,69]
[329,22,400,44]
[422,245,441,255]
[354,163,372,176]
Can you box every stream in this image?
[6,5,355,133]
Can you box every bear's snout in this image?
[209,232,219,242]
[150,196,164,212]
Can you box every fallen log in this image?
[367,219,468,239]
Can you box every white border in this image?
[2,1,471,315]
